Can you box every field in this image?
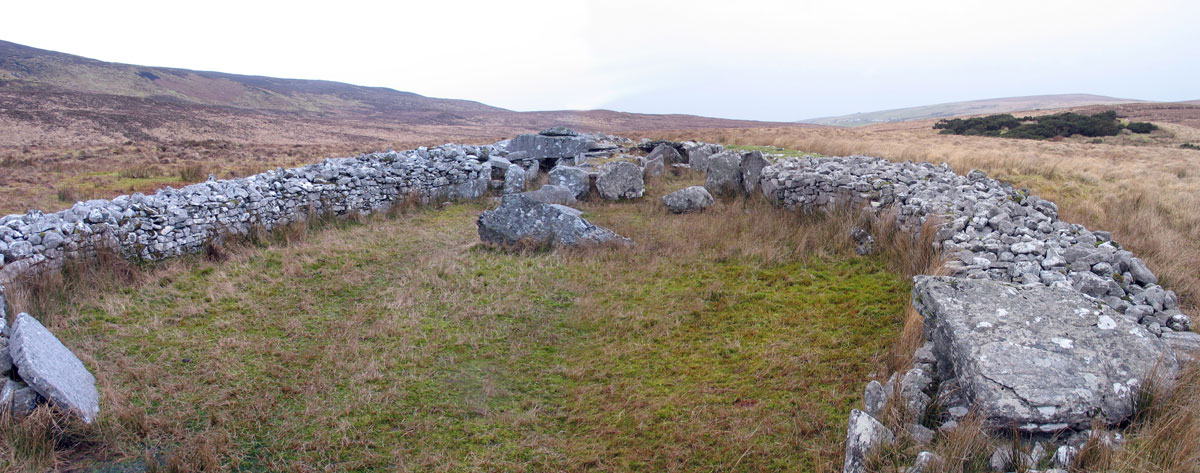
[5,100,1200,471]
[2,173,943,471]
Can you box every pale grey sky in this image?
[5,0,1199,121]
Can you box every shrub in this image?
[179,163,207,182]
[935,111,1131,140]
[1124,122,1158,134]
[1181,143,1200,150]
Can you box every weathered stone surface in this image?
[502,164,526,194]
[507,133,596,160]
[704,151,743,197]
[843,409,894,473]
[643,154,665,178]
[539,126,578,137]
[662,186,714,214]
[740,151,769,195]
[913,276,1177,432]
[11,384,38,418]
[520,185,578,205]
[0,337,10,377]
[595,161,645,200]
[548,165,590,200]
[647,144,685,165]
[864,380,886,417]
[684,142,722,171]
[477,194,629,248]
[10,312,101,422]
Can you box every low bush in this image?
[934,111,1155,140]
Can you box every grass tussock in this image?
[177,163,207,183]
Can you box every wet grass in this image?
[19,174,910,471]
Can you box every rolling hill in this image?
[0,39,788,147]
[800,94,1144,127]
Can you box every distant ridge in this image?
[800,94,1144,127]
[0,39,790,147]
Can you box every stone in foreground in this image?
[595,161,645,200]
[477,194,629,248]
[913,276,1177,432]
[843,409,894,473]
[9,312,101,423]
[662,186,714,214]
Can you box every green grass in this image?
[40,176,909,472]
[726,144,822,159]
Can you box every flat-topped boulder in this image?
[9,312,100,423]
[477,194,630,248]
[507,128,597,160]
[519,185,578,205]
[913,276,1177,433]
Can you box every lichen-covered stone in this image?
[9,312,100,423]
[477,194,629,248]
[913,276,1177,432]
[595,161,645,200]
[662,186,714,214]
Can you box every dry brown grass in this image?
[633,122,1200,314]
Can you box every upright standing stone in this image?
[843,409,894,473]
[9,312,100,423]
[740,150,769,195]
[503,164,527,194]
[704,151,743,197]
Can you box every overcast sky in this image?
[5,0,1199,121]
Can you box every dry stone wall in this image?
[0,144,498,288]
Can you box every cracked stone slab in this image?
[9,312,100,423]
[913,276,1177,432]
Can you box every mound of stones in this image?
[0,308,100,423]
[477,194,629,248]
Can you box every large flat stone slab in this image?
[477,194,629,248]
[507,133,596,160]
[9,312,100,423]
[912,276,1177,432]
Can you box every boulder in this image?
[704,151,743,197]
[684,142,722,170]
[487,156,512,180]
[643,154,665,178]
[508,132,596,160]
[740,150,769,195]
[9,312,101,423]
[548,165,590,200]
[843,409,894,473]
[595,161,645,200]
[662,186,714,214]
[912,276,1177,432]
[503,164,526,194]
[647,144,685,165]
[863,380,886,417]
[477,194,629,248]
[520,185,578,205]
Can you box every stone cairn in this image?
[1,128,1194,473]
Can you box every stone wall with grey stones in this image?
[0,144,500,289]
